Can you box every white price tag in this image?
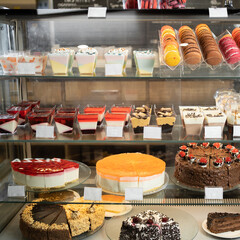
[205,187,223,199]
[125,187,143,201]
[36,125,54,138]
[84,187,102,201]
[209,8,228,18]
[106,126,123,138]
[143,126,162,139]
[8,184,26,197]
[105,64,123,76]
[233,125,240,137]
[88,7,107,18]
[204,126,222,139]
[18,63,35,74]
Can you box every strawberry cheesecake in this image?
[84,105,106,126]
[11,158,79,189]
[96,153,166,193]
[77,113,98,134]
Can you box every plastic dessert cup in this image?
[227,112,240,133]
[27,112,52,132]
[84,105,106,126]
[57,107,78,114]
[75,47,98,75]
[77,113,98,134]
[155,106,176,133]
[7,105,31,125]
[133,50,155,75]
[204,112,226,132]
[0,113,19,134]
[110,105,132,126]
[48,48,74,75]
[179,106,199,128]
[17,100,40,110]
[105,112,126,128]
[54,113,76,134]
[0,53,18,74]
[184,112,204,136]
[18,54,48,73]
[130,105,151,134]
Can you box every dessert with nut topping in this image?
[155,106,176,133]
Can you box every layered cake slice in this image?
[110,105,132,126]
[184,112,204,135]
[105,111,126,128]
[77,113,98,134]
[207,212,240,234]
[11,158,79,189]
[7,105,31,125]
[155,106,176,133]
[0,113,19,134]
[119,210,181,240]
[84,105,106,126]
[204,112,226,132]
[27,112,53,132]
[130,105,151,134]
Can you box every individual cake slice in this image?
[77,113,98,134]
[207,212,240,234]
[130,105,151,134]
[0,113,19,134]
[27,112,53,132]
[76,46,98,75]
[110,105,132,126]
[204,112,226,132]
[133,50,155,75]
[101,195,126,214]
[155,106,176,133]
[84,105,106,126]
[7,105,31,125]
[105,111,126,128]
[184,112,204,136]
[54,112,76,134]
[119,210,181,240]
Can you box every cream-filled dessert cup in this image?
[179,106,199,128]
[48,48,74,74]
[134,50,155,75]
[184,112,204,136]
[76,46,98,75]
[204,112,226,132]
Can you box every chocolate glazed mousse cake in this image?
[207,212,240,234]
[174,143,240,189]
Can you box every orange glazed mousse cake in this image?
[96,153,166,193]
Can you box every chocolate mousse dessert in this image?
[183,112,204,135]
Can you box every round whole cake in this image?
[11,158,79,189]
[119,210,181,240]
[174,143,240,189]
[20,198,105,240]
[96,153,166,193]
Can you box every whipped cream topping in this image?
[105,48,128,56]
[52,48,75,54]
[134,50,155,56]
[77,47,97,55]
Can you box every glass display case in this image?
[1,9,240,240]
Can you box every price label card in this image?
[8,184,26,197]
[88,7,107,18]
[204,126,222,139]
[106,126,123,138]
[36,125,54,139]
[18,63,35,74]
[205,187,223,199]
[233,125,240,137]
[143,126,162,139]
[125,187,143,201]
[84,187,102,201]
[209,8,228,18]
[105,64,123,76]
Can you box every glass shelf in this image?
[1,167,240,205]
[2,65,240,80]
[0,116,238,144]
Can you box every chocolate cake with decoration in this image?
[119,210,180,240]
[174,142,240,189]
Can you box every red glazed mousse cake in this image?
[77,113,98,134]
[84,105,105,126]
[27,112,52,132]
[11,158,79,189]
[54,113,76,134]
[110,105,132,126]
[7,105,31,125]
[174,142,240,189]
[0,113,19,134]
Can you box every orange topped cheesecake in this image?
[96,153,166,193]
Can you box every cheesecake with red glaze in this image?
[0,113,19,134]
[175,143,240,189]
[84,105,106,126]
[11,158,79,189]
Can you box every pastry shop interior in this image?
[1,1,240,239]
